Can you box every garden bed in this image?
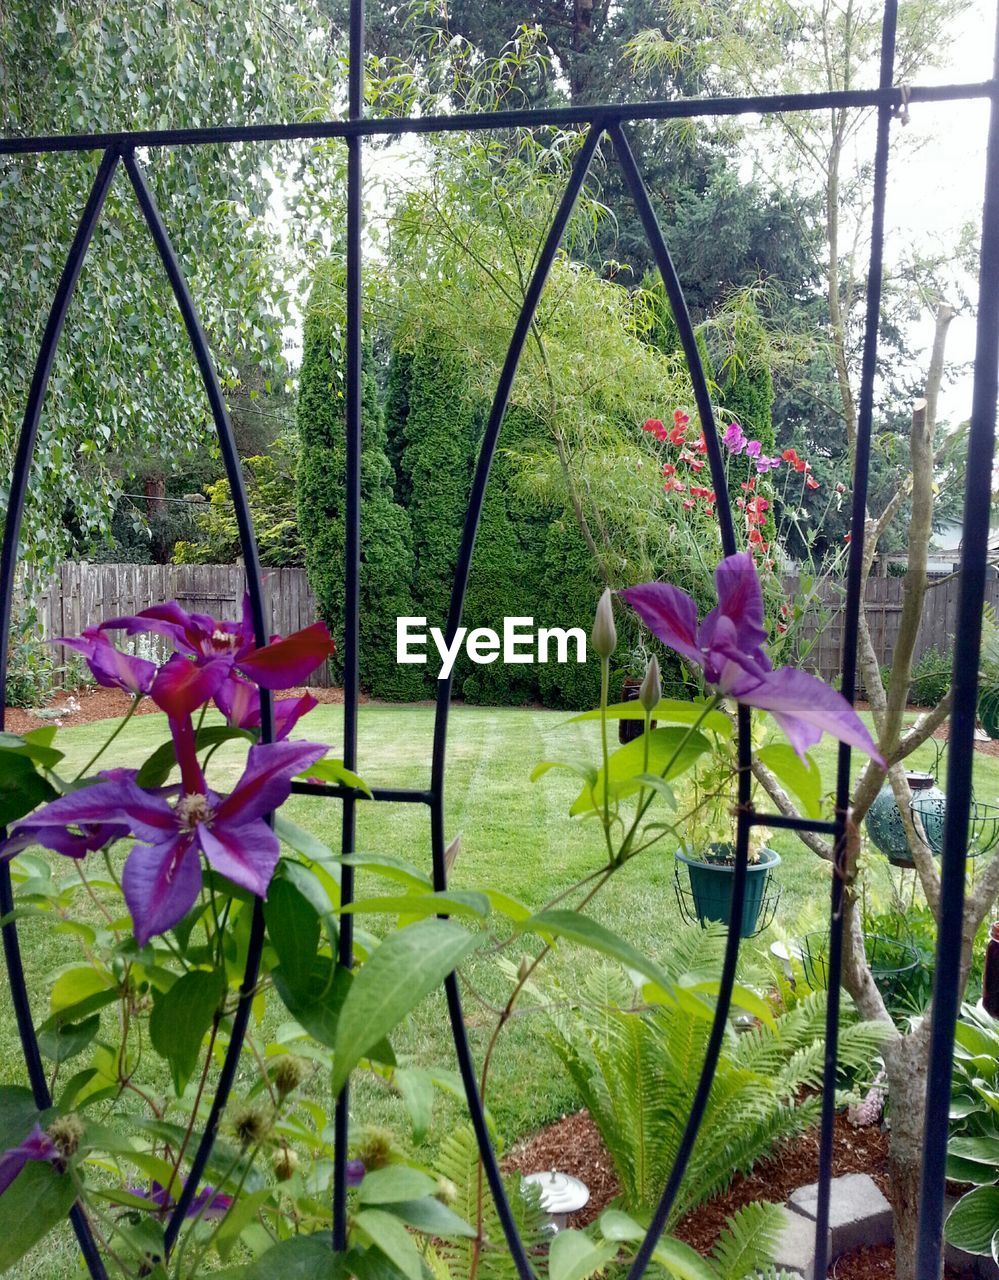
[3,681,350,733]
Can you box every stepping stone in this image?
[787,1172,893,1257]
[770,1209,830,1280]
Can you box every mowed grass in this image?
[4,700,999,1278]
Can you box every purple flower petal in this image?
[197,819,280,898]
[618,582,703,669]
[215,678,318,741]
[237,621,335,690]
[58,631,157,696]
[698,553,769,661]
[151,654,231,719]
[740,667,885,764]
[745,439,762,458]
[0,1124,58,1195]
[214,741,327,827]
[346,1159,366,1188]
[6,778,175,847]
[122,835,203,946]
[2,820,130,860]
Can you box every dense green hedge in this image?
[296,270,424,700]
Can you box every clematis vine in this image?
[621,552,885,764]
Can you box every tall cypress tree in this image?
[297,267,424,699]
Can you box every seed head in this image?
[272,1056,306,1098]
[272,1148,299,1181]
[232,1105,270,1150]
[47,1114,84,1159]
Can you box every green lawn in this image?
[3,701,998,1277]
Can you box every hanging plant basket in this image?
[910,793,999,860]
[864,771,943,868]
[674,844,781,939]
[800,931,920,1006]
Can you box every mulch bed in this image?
[3,682,349,734]
[504,1108,971,1277]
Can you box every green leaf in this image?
[946,1185,999,1255]
[301,757,372,797]
[0,731,63,769]
[332,920,482,1093]
[343,889,490,920]
[264,876,321,1000]
[525,910,676,996]
[0,1161,77,1273]
[0,752,57,827]
[50,966,114,1014]
[216,1234,336,1280]
[214,1188,273,1262]
[359,1166,438,1204]
[136,726,253,788]
[949,1135,999,1165]
[393,1068,434,1142]
[531,759,598,786]
[149,968,225,1094]
[273,814,338,868]
[338,853,432,891]
[947,1154,999,1185]
[548,1229,619,1280]
[0,1086,43,1150]
[568,698,731,736]
[570,727,710,816]
[756,744,823,819]
[598,1211,716,1280]
[353,1208,423,1280]
[382,1196,476,1239]
[37,1012,100,1064]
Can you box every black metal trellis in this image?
[1,2,998,1275]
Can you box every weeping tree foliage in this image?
[0,0,338,578]
[297,265,424,700]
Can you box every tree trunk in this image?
[883,1034,939,1280]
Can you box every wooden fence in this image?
[25,562,999,691]
[33,562,336,687]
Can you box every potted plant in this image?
[618,642,657,744]
[673,769,781,938]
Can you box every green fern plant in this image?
[546,945,887,1225]
[427,1124,548,1279]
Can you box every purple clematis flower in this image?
[57,629,156,697]
[99,596,334,702]
[0,1124,59,1196]
[215,676,318,742]
[620,553,885,764]
[346,1159,366,1188]
[5,732,327,945]
[127,1180,232,1219]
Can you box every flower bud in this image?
[639,655,661,713]
[273,1148,299,1181]
[591,589,617,660]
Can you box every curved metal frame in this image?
[1,0,998,1273]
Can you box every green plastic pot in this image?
[675,844,781,938]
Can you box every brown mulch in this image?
[829,1241,970,1278]
[932,717,999,760]
[503,1109,976,1276]
[3,682,350,735]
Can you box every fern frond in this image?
[710,1201,787,1280]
